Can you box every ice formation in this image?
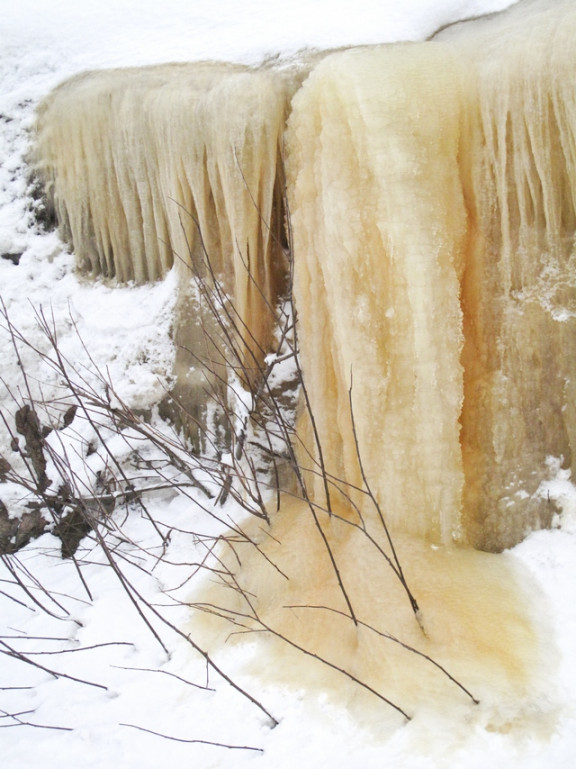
[33,0,576,552]
[288,0,576,551]
[34,62,298,433]
[193,495,549,726]
[443,0,576,550]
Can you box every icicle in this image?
[34,62,300,444]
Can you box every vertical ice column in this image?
[286,43,467,544]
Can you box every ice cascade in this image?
[33,0,576,552]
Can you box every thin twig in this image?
[120,722,264,751]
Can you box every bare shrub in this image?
[0,201,479,744]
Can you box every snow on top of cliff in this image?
[2,1,516,107]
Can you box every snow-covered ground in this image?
[3,1,576,767]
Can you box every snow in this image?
[3,1,576,767]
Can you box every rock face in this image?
[32,0,576,551]
[0,409,50,554]
[0,499,48,554]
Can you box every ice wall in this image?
[33,0,576,550]
[286,0,576,550]
[441,0,576,549]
